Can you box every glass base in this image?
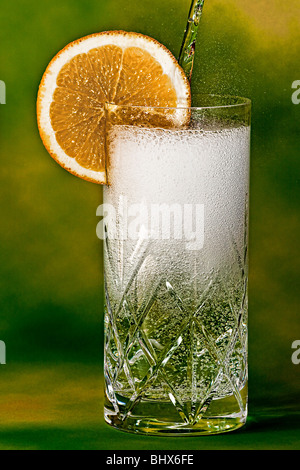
[104,395,247,436]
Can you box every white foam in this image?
[104,125,250,277]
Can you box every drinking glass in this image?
[101,95,251,435]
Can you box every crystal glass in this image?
[102,95,251,435]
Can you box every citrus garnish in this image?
[37,31,191,184]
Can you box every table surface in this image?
[0,363,299,450]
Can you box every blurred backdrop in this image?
[0,0,299,449]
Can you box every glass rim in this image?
[107,94,251,111]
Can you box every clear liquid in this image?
[103,125,250,434]
[178,0,206,80]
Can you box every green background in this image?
[0,0,299,450]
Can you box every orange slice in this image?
[37,31,191,184]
